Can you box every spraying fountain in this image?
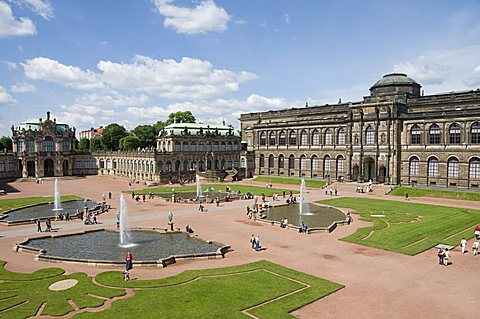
[119,194,134,247]
[196,174,203,199]
[52,179,63,216]
[299,178,311,216]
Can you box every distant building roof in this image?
[371,73,419,89]
[161,122,240,137]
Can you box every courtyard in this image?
[0,176,479,318]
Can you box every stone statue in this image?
[167,211,174,231]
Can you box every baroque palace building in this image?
[240,73,480,188]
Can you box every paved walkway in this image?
[0,177,478,319]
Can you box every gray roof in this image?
[371,73,419,88]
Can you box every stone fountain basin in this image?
[259,203,347,233]
[17,229,229,267]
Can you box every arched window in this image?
[26,137,35,153]
[62,140,70,152]
[324,128,333,145]
[289,131,297,145]
[157,161,163,171]
[43,136,54,152]
[336,155,344,172]
[16,139,23,153]
[226,141,232,151]
[199,160,205,171]
[470,122,480,144]
[175,160,181,171]
[312,130,320,145]
[182,142,189,152]
[324,155,331,172]
[191,143,197,152]
[279,131,286,146]
[220,142,226,151]
[269,132,276,146]
[259,154,265,167]
[449,123,461,144]
[300,130,308,145]
[213,142,219,151]
[429,124,441,145]
[198,142,205,151]
[233,142,239,150]
[311,155,318,171]
[300,155,306,171]
[410,125,422,145]
[365,125,375,145]
[214,159,219,169]
[183,160,189,171]
[165,161,172,171]
[470,157,480,179]
[207,159,212,170]
[268,154,274,168]
[259,132,266,146]
[409,156,419,176]
[288,155,295,169]
[447,157,459,178]
[206,142,212,151]
[240,158,246,168]
[174,141,181,151]
[428,157,439,177]
[278,154,285,168]
[337,128,345,145]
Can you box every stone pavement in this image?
[0,177,478,319]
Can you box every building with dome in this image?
[240,73,480,188]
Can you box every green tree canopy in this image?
[119,135,140,150]
[0,136,12,152]
[101,123,128,151]
[165,111,196,126]
[132,125,156,148]
[90,138,104,151]
[78,137,90,151]
[153,120,166,136]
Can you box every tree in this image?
[78,138,90,151]
[101,123,128,151]
[153,120,166,136]
[119,135,140,150]
[165,111,196,126]
[0,136,12,152]
[132,125,156,148]
[90,138,104,151]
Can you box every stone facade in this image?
[240,73,480,188]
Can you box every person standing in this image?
[460,238,467,254]
[36,219,42,232]
[472,241,479,256]
[443,248,450,266]
[437,248,444,265]
[125,252,133,271]
[250,234,255,249]
[254,235,260,252]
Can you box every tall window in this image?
[288,155,295,169]
[26,137,35,153]
[220,142,226,151]
[62,140,70,152]
[269,132,276,146]
[312,130,320,145]
[428,157,439,177]
[278,155,285,168]
[300,130,308,145]
[174,141,181,151]
[409,156,420,176]
[279,131,286,146]
[17,139,23,153]
[449,123,461,144]
[337,128,345,145]
[470,158,480,179]
[410,125,422,145]
[182,142,189,152]
[324,128,333,145]
[289,131,297,145]
[429,124,441,145]
[191,143,197,152]
[198,142,205,152]
[337,156,344,172]
[324,155,331,172]
[268,154,274,168]
[213,142,219,151]
[447,158,459,178]
[471,122,480,144]
[300,155,306,171]
[259,132,266,146]
[43,136,54,152]
[259,154,265,167]
[311,155,318,171]
[365,125,375,145]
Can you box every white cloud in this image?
[0,85,16,105]
[0,60,17,69]
[22,57,104,90]
[10,0,54,20]
[11,82,36,93]
[73,92,149,108]
[393,58,450,85]
[0,1,36,38]
[98,55,257,99]
[153,0,230,34]
[464,64,480,87]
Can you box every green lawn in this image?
[78,260,342,319]
[321,197,480,255]
[0,261,124,319]
[389,186,480,201]
[125,184,294,197]
[0,196,82,214]
[253,176,327,188]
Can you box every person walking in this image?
[443,248,450,266]
[36,219,42,232]
[472,241,479,256]
[437,248,444,265]
[254,235,260,252]
[250,234,255,249]
[125,252,133,272]
[460,238,467,254]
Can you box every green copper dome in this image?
[371,73,419,88]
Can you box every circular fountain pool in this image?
[18,229,229,267]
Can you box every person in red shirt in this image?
[474,225,480,240]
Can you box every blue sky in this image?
[1,0,480,136]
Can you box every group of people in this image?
[325,187,338,196]
[280,217,289,228]
[437,234,480,266]
[250,234,261,251]
[35,219,52,232]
